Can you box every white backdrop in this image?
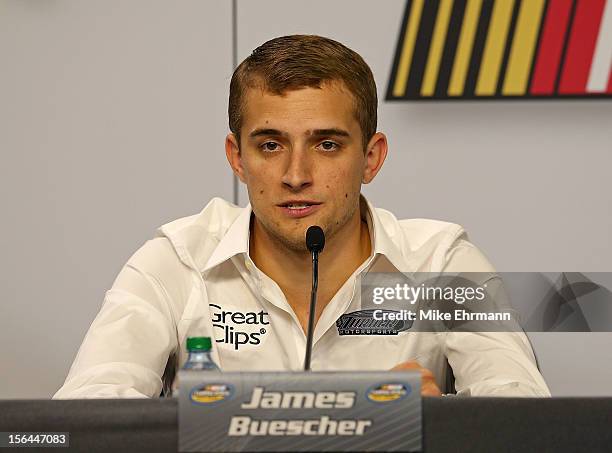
[1,0,611,398]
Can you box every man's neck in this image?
[249,208,372,330]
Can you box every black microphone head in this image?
[306,226,325,253]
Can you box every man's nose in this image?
[281,147,313,191]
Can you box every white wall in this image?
[1,0,610,398]
[0,0,234,398]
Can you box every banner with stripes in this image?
[386,0,612,100]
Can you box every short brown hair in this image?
[228,35,378,149]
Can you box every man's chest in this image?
[202,278,443,373]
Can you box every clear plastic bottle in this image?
[173,337,219,398]
[183,336,220,371]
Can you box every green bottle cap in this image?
[186,336,212,351]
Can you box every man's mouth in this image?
[277,201,322,218]
[278,201,321,208]
[284,203,314,210]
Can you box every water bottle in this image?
[183,336,220,371]
[173,336,219,398]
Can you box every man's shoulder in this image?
[373,206,466,252]
[158,197,242,239]
[369,205,485,272]
[155,197,244,270]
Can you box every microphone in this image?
[304,226,325,371]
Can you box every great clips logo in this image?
[210,304,270,350]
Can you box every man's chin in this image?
[274,221,327,251]
[254,211,329,252]
[266,233,307,253]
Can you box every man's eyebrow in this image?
[248,128,351,139]
[309,128,350,138]
[248,128,288,138]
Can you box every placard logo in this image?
[190,383,234,405]
[366,383,411,403]
[210,303,270,350]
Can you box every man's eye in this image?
[261,142,280,152]
[318,141,339,152]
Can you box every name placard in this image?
[178,371,421,452]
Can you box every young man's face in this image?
[226,81,385,252]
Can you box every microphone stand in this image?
[304,249,319,371]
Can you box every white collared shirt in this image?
[54,197,550,398]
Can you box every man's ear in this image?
[225,133,247,183]
[362,132,388,184]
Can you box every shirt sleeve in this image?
[441,238,551,397]
[53,238,181,399]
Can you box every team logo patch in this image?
[210,304,270,350]
[336,309,413,335]
[387,0,612,100]
[190,383,234,405]
[367,383,412,403]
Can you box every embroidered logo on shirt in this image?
[210,304,270,350]
[336,309,413,335]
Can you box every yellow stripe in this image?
[392,0,426,97]
[475,0,515,96]
[421,0,455,96]
[502,0,546,95]
[448,0,483,96]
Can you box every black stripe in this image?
[405,0,441,98]
[463,0,495,97]
[435,0,468,97]
[554,0,578,94]
[496,0,522,95]
[526,0,550,95]
[385,0,415,100]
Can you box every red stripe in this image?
[530,0,574,95]
[608,68,612,93]
[559,0,607,94]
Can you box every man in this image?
[55,35,549,399]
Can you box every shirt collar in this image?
[201,195,410,274]
[360,196,411,273]
[201,203,252,273]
